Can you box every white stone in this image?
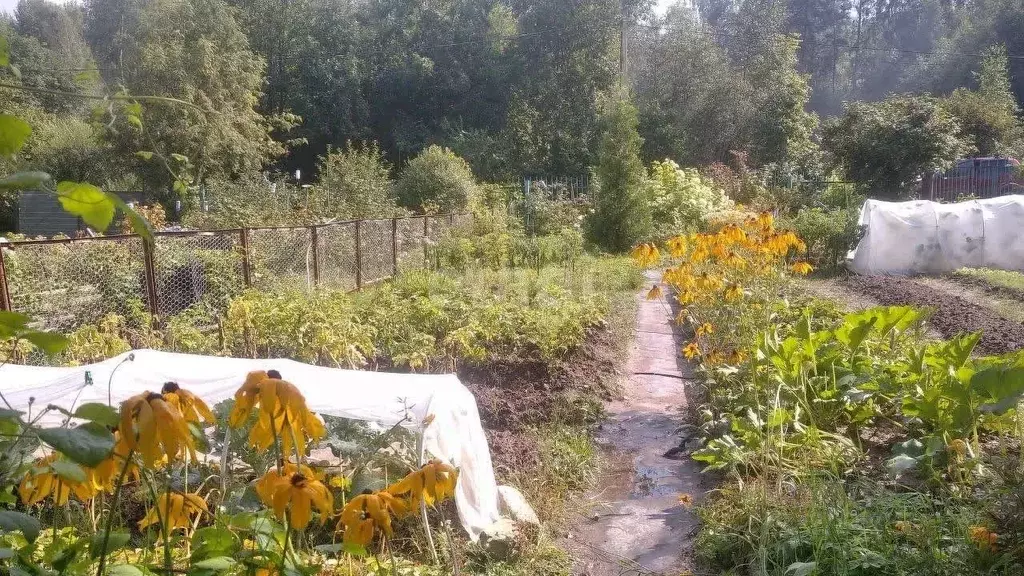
[497,485,540,527]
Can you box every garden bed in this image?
[842,274,1024,354]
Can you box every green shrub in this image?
[648,159,733,235]
[784,206,860,271]
[397,145,480,213]
[314,141,401,218]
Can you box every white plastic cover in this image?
[848,195,1024,275]
[0,349,501,539]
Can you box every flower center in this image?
[161,382,180,394]
[146,392,165,403]
[290,473,307,487]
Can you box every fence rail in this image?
[0,213,471,332]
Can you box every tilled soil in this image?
[458,326,623,478]
[843,275,1024,355]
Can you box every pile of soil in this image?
[843,275,1024,355]
[457,327,622,479]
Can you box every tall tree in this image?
[589,90,651,252]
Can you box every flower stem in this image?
[95,447,136,576]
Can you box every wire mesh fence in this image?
[0,213,469,331]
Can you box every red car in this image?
[922,157,1024,201]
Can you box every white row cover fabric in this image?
[848,195,1024,276]
[0,349,501,539]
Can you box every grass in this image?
[956,267,1024,293]
[698,475,1003,576]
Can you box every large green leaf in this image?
[22,330,69,355]
[74,403,120,428]
[107,565,145,576]
[89,531,131,558]
[37,422,115,467]
[56,181,116,232]
[191,557,236,571]
[107,193,154,242]
[786,561,818,576]
[0,171,51,190]
[0,35,9,67]
[0,510,41,542]
[0,115,31,156]
[50,460,87,483]
[190,527,238,561]
[0,311,30,338]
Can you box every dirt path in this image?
[567,274,704,575]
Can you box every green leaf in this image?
[0,408,23,422]
[0,311,30,337]
[170,153,188,164]
[190,527,238,561]
[51,540,86,572]
[341,542,367,557]
[107,565,145,576]
[0,35,9,67]
[50,460,87,483]
[191,556,236,571]
[885,454,919,478]
[172,179,188,196]
[0,114,31,156]
[0,171,51,190]
[107,194,154,242]
[126,115,143,131]
[56,181,116,232]
[74,403,119,428]
[134,151,154,161]
[22,330,68,355]
[0,510,41,542]
[90,531,131,558]
[786,561,817,576]
[37,422,115,467]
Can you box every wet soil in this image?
[565,274,704,576]
[842,275,1024,355]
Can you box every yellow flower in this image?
[387,460,459,507]
[893,520,914,533]
[92,431,138,490]
[339,491,411,545]
[139,492,208,532]
[19,453,101,505]
[329,475,351,490]
[678,493,694,508]
[695,323,714,337]
[682,342,700,359]
[948,439,967,456]
[790,261,813,276]
[723,284,744,302]
[722,251,746,269]
[270,471,334,530]
[120,391,194,467]
[161,382,214,425]
[254,462,318,507]
[705,350,725,365]
[677,289,697,305]
[229,371,327,457]
[727,349,747,365]
[646,284,663,301]
[969,525,998,550]
[666,236,688,257]
[630,243,661,267]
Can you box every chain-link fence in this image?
[0,213,469,331]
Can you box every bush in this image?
[648,159,733,236]
[823,94,971,199]
[397,145,480,213]
[784,206,860,271]
[314,141,400,218]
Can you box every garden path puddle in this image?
[566,273,705,576]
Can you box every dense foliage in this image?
[397,145,480,214]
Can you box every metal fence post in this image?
[310,226,320,287]
[142,238,160,317]
[354,220,362,290]
[240,228,252,287]
[391,218,398,277]
[422,216,429,268]
[0,245,11,312]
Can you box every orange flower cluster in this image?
[632,212,809,368]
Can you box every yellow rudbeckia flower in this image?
[120,391,194,468]
[139,491,208,532]
[682,342,700,359]
[270,471,334,530]
[18,453,101,505]
[162,382,214,424]
[387,460,459,507]
[790,261,813,276]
